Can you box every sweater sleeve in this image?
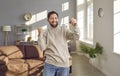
[65,24,80,40]
[38,31,47,51]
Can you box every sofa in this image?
[0,45,44,76]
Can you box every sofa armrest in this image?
[0,55,9,65]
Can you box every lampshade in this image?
[2,25,11,31]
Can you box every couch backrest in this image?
[0,46,25,59]
[0,45,43,59]
[17,45,43,59]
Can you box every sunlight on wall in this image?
[36,10,47,22]
[61,2,70,28]
[61,16,70,30]
[25,9,71,41]
[31,29,38,41]
[31,25,47,41]
[25,10,47,25]
[77,0,84,6]
[62,2,69,12]
[61,16,69,25]
[42,25,47,30]
[25,10,48,41]
[25,34,30,41]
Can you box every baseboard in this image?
[77,52,112,76]
[98,68,113,76]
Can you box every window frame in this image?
[113,0,120,54]
[76,0,93,44]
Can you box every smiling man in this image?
[38,11,79,76]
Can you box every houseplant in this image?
[21,28,28,35]
[80,42,103,58]
[21,28,28,32]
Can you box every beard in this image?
[49,21,58,28]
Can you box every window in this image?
[76,0,93,44]
[61,2,70,29]
[114,0,120,54]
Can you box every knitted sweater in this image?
[38,25,79,67]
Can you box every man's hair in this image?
[47,11,59,19]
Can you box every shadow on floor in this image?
[70,53,106,76]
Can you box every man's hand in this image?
[70,18,77,26]
[38,27,43,36]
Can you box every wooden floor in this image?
[70,53,106,76]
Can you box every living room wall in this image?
[0,0,76,45]
[93,0,120,76]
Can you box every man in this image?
[38,11,79,76]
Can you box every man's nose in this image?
[53,18,56,21]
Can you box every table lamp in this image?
[2,25,11,45]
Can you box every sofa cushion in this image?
[24,45,43,59]
[34,45,43,58]
[7,59,28,76]
[0,46,24,59]
[26,59,44,69]
[26,59,44,75]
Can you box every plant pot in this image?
[89,58,96,66]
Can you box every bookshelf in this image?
[15,24,32,45]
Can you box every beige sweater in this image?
[38,25,79,67]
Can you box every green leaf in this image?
[79,42,103,58]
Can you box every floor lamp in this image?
[2,25,11,46]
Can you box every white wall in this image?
[93,0,120,76]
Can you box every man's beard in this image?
[50,22,58,28]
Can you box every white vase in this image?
[89,58,96,66]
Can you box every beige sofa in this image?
[0,45,44,76]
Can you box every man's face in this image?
[48,14,59,28]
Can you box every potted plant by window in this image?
[80,42,103,65]
[80,42,103,58]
